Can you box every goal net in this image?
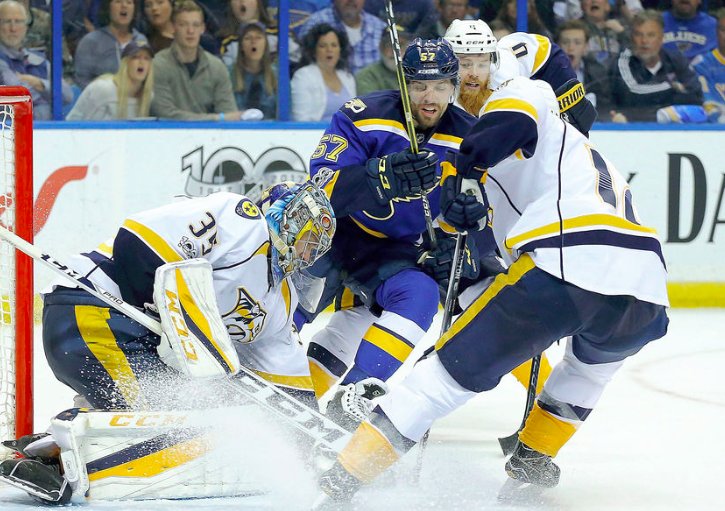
[0,87,33,458]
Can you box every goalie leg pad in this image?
[154,258,240,378]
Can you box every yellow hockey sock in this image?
[308,359,339,402]
[518,403,578,457]
[510,352,552,394]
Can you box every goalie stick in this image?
[0,227,352,453]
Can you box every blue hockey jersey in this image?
[311,89,477,243]
[663,11,717,60]
[693,48,725,121]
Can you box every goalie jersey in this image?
[460,77,669,306]
[48,192,301,361]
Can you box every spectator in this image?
[142,0,175,53]
[267,0,332,34]
[355,26,412,94]
[663,0,717,59]
[0,0,73,119]
[580,0,630,64]
[555,19,612,120]
[610,9,703,122]
[67,39,154,120]
[299,0,386,75]
[554,0,643,25]
[692,8,725,121]
[151,0,247,120]
[494,0,552,38]
[418,0,471,39]
[363,0,437,35]
[229,21,277,119]
[291,23,356,121]
[489,18,511,40]
[74,0,149,88]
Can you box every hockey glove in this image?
[555,78,597,136]
[440,154,489,232]
[418,235,480,292]
[365,148,438,205]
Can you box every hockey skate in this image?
[498,442,560,501]
[311,461,362,509]
[325,377,388,432]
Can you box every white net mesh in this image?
[0,103,17,458]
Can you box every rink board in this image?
[30,127,725,306]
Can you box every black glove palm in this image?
[365,148,438,205]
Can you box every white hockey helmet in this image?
[444,19,498,62]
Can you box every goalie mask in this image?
[259,181,336,284]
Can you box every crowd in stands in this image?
[0,0,724,123]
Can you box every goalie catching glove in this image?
[440,151,490,232]
[365,148,438,205]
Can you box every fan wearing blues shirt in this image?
[692,9,725,121]
[298,0,387,75]
[663,0,717,59]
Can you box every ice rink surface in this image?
[1,308,723,510]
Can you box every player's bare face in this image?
[295,230,321,266]
[632,20,664,66]
[241,28,266,63]
[459,54,492,91]
[127,51,152,84]
[408,79,454,129]
[144,0,172,29]
[110,0,135,29]
[315,31,341,72]
[173,11,205,51]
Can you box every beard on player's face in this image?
[458,77,491,117]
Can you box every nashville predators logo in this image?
[222,287,267,343]
[235,198,261,219]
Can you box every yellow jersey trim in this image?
[436,254,536,351]
[714,48,725,66]
[503,214,659,254]
[483,98,538,122]
[281,278,292,317]
[362,324,413,363]
[532,35,552,75]
[251,369,314,390]
[351,217,388,238]
[122,219,183,263]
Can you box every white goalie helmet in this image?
[444,19,499,63]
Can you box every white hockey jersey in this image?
[491,32,554,89]
[462,77,669,307]
[48,192,309,381]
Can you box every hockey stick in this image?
[498,353,541,456]
[0,227,352,453]
[383,0,437,250]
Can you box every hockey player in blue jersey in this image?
[299,38,489,431]
[692,9,725,122]
[313,76,669,506]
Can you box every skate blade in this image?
[309,492,340,511]
[497,477,546,503]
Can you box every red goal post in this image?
[0,86,33,455]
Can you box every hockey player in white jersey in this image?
[444,19,598,135]
[312,77,669,504]
[0,181,336,504]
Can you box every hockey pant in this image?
[43,288,314,410]
[307,268,439,401]
[333,255,668,483]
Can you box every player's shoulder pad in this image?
[338,89,403,124]
[483,76,544,124]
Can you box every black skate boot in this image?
[505,441,561,488]
[0,458,72,505]
[325,377,388,432]
[311,461,362,509]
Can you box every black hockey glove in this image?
[365,148,438,205]
[440,170,489,232]
[556,78,597,136]
[418,235,480,292]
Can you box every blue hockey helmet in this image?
[402,38,459,82]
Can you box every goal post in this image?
[0,86,34,455]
